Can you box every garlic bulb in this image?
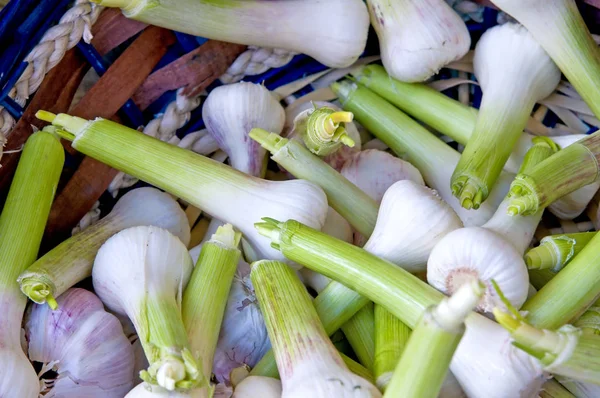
[341,149,425,203]
[285,101,361,171]
[211,260,270,383]
[203,82,285,177]
[451,314,545,397]
[364,180,463,272]
[427,227,530,312]
[0,347,39,398]
[232,376,282,398]
[25,288,135,397]
[367,0,470,82]
[19,187,191,308]
[93,226,199,391]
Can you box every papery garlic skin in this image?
[451,314,546,398]
[203,82,285,177]
[212,260,270,384]
[368,0,470,82]
[93,226,198,390]
[285,101,361,171]
[364,180,463,272]
[232,376,281,398]
[427,227,530,312]
[26,288,135,397]
[341,149,425,203]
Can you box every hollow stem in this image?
[525,232,596,272]
[250,128,378,237]
[302,107,355,156]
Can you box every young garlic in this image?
[203,82,285,177]
[285,101,361,171]
[91,0,370,68]
[37,111,329,265]
[428,137,557,312]
[367,0,470,82]
[93,226,200,391]
[451,22,561,209]
[18,187,190,309]
[25,288,135,397]
[364,180,463,273]
[251,260,381,397]
[232,376,282,398]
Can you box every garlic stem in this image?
[250,127,378,237]
[489,0,600,120]
[37,111,328,264]
[373,305,410,392]
[539,379,576,398]
[525,232,596,272]
[522,228,600,330]
[250,260,381,397]
[255,218,545,397]
[451,23,560,209]
[182,224,242,395]
[0,129,64,398]
[508,133,600,216]
[367,0,470,83]
[19,187,190,309]
[351,64,598,220]
[385,281,483,398]
[298,106,355,156]
[495,311,600,385]
[90,0,370,68]
[93,226,201,391]
[203,82,285,177]
[341,301,375,372]
[332,80,512,227]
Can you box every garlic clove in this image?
[364,180,463,272]
[25,288,135,397]
[368,0,471,82]
[203,82,285,177]
[232,376,281,398]
[0,348,39,398]
[427,227,530,313]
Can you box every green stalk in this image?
[0,128,63,397]
[250,128,377,237]
[374,305,410,392]
[385,281,484,398]
[529,269,556,291]
[331,80,510,227]
[490,0,600,120]
[250,260,378,395]
[341,302,374,371]
[351,64,476,144]
[495,311,600,385]
[539,379,576,398]
[251,281,369,377]
[525,232,596,272]
[507,133,600,216]
[90,0,369,68]
[522,229,600,330]
[300,107,355,156]
[182,224,241,395]
[35,111,327,263]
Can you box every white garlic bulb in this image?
[232,376,282,398]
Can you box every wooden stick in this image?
[91,8,148,55]
[44,26,176,246]
[133,40,246,110]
